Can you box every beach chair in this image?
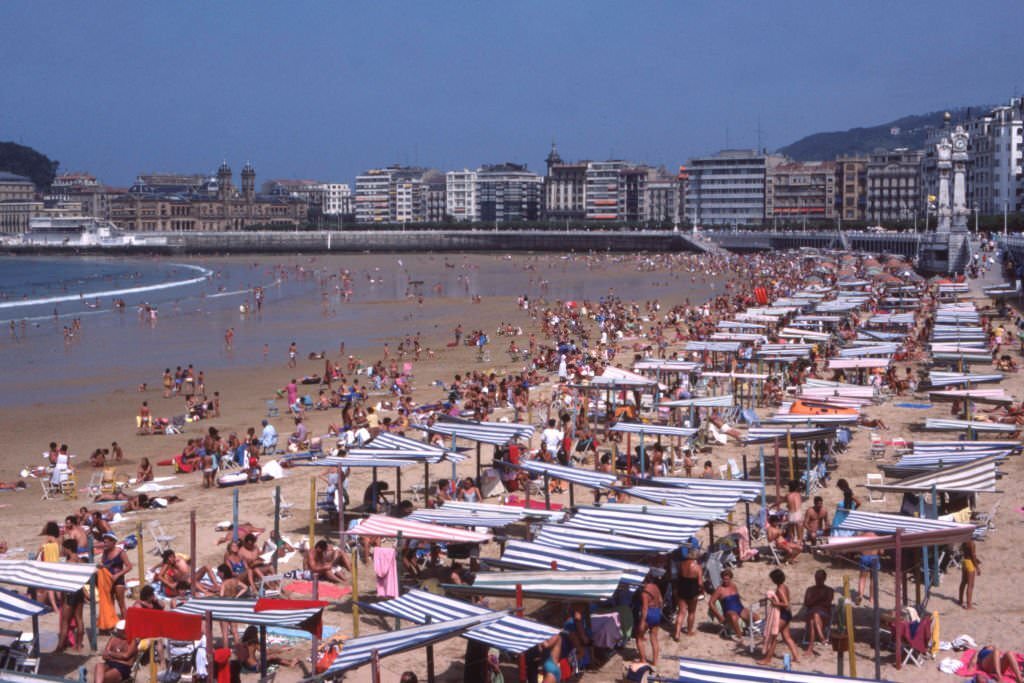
[265,400,279,418]
[894,612,934,667]
[147,520,176,555]
[100,467,124,495]
[766,540,787,566]
[740,407,762,427]
[258,573,285,598]
[866,473,886,503]
[39,479,58,501]
[164,640,198,682]
[971,499,1000,532]
[869,432,886,460]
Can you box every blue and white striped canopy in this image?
[615,488,739,516]
[928,372,1004,387]
[0,586,49,623]
[647,476,764,502]
[293,456,418,468]
[868,456,998,494]
[440,500,566,521]
[633,359,703,373]
[564,506,706,543]
[660,395,735,408]
[742,427,837,444]
[717,320,767,330]
[0,560,97,592]
[406,508,532,529]
[923,418,1018,433]
[767,413,859,425]
[834,509,973,535]
[608,423,697,438]
[323,613,503,674]
[778,327,831,341]
[367,432,467,462]
[413,418,534,446]
[447,569,626,601]
[519,460,618,489]
[676,656,893,682]
[173,597,325,628]
[911,440,1019,453]
[345,447,456,464]
[837,343,900,357]
[686,341,743,353]
[499,540,649,585]
[361,589,558,654]
[535,523,679,554]
[864,313,916,326]
[857,330,905,341]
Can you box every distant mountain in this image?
[777,107,989,161]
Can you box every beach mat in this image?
[284,581,351,599]
[894,403,933,409]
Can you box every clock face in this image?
[953,137,967,151]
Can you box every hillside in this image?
[777,106,988,160]
[0,141,59,189]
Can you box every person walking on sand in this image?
[224,327,234,351]
[288,341,297,368]
[634,572,662,665]
[757,568,801,666]
[959,539,981,609]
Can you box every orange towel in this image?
[96,567,119,631]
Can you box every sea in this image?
[0,253,716,407]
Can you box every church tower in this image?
[545,141,563,174]
[216,161,233,200]
[241,162,255,202]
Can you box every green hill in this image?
[0,141,59,189]
[777,107,988,160]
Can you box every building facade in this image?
[765,161,836,221]
[543,144,587,222]
[109,162,306,232]
[684,150,782,227]
[865,148,924,224]
[354,166,431,224]
[445,170,479,222]
[476,163,542,224]
[835,156,868,221]
[644,167,680,225]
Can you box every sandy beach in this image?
[1,249,1021,683]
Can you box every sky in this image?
[2,1,1022,186]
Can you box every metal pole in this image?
[87,536,97,650]
[259,624,268,675]
[272,488,281,573]
[395,531,403,630]
[232,488,239,542]
[872,565,882,680]
[205,610,214,681]
[426,615,436,683]
[309,477,316,549]
[516,584,526,682]
[543,472,551,510]
[311,575,319,669]
[189,510,197,580]
[894,528,903,669]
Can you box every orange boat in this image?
[790,400,857,416]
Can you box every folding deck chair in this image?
[894,612,934,667]
[147,520,176,555]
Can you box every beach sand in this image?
[1,252,1020,682]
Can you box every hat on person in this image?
[102,532,118,541]
[115,620,126,632]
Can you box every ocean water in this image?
[0,253,715,406]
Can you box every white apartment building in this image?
[684,150,783,227]
[319,183,352,215]
[446,170,478,222]
[354,171,391,223]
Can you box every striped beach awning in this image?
[647,476,764,502]
[564,506,706,543]
[344,448,454,464]
[406,508,531,529]
[368,432,467,461]
[717,320,767,329]
[173,597,325,630]
[350,515,491,543]
[499,540,649,584]
[837,279,871,288]
[440,500,565,521]
[932,352,995,364]
[857,330,905,341]
[867,456,998,494]
[834,509,975,536]
[911,440,1019,453]
[0,586,49,623]
[827,358,891,369]
[361,589,558,654]
[685,341,742,353]
[614,488,738,516]
[445,569,626,601]
[633,359,703,373]
[794,315,843,323]
[801,380,876,398]
[608,423,697,438]
[534,523,678,554]
[836,343,900,357]
[863,313,916,326]
[323,613,503,675]
[767,413,859,425]
[293,456,419,468]
[711,333,767,343]
[778,327,831,341]
[923,418,1018,433]
[0,560,97,592]
[414,418,534,446]
[519,460,618,489]
[742,427,838,444]
[660,395,734,408]
[676,656,894,682]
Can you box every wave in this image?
[0,264,212,311]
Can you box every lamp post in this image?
[1005,201,1009,236]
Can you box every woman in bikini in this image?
[757,568,801,666]
[672,550,703,641]
[97,532,132,618]
[635,573,663,665]
[959,539,981,609]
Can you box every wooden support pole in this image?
[894,528,903,670]
[205,611,214,681]
[309,476,316,549]
[189,510,197,580]
[232,488,240,542]
[516,584,526,683]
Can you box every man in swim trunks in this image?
[635,573,663,665]
[803,496,830,544]
[709,569,751,640]
[856,532,879,604]
[802,569,834,655]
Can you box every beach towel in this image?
[760,597,781,652]
[125,607,201,641]
[96,567,119,631]
[895,403,933,409]
[283,581,351,600]
[373,546,399,598]
[954,648,1024,681]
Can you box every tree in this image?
[0,141,59,189]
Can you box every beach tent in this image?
[406,507,551,529]
[411,416,534,481]
[830,509,975,539]
[321,613,504,676]
[646,476,764,502]
[173,597,327,634]
[866,456,998,494]
[923,418,1018,433]
[439,500,565,521]
[742,427,838,445]
[608,422,697,473]
[826,358,890,370]
[444,569,626,601]
[928,389,1011,405]
[612,487,738,516]
[519,460,617,490]
[497,539,649,585]
[0,586,48,624]
[360,589,558,654]
[562,506,707,543]
[349,514,491,544]
[0,560,97,593]
[659,395,734,408]
[673,656,894,682]
[533,523,678,554]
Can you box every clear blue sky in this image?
[2,1,1021,186]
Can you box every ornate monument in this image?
[920,113,972,272]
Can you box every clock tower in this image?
[950,125,970,233]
